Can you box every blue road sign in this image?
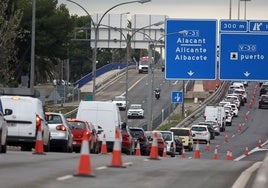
[165,19,217,80]
[249,21,268,32]
[220,20,268,81]
[171,91,183,103]
[220,20,248,32]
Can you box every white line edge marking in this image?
[57,175,73,181]
[231,162,263,188]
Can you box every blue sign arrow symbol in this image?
[187,70,194,76]
[175,93,180,102]
[244,71,251,77]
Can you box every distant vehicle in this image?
[1,95,51,152]
[127,104,144,119]
[112,96,127,111]
[203,120,221,136]
[67,118,100,153]
[129,127,150,156]
[197,121,216,139]
[190,124,211,144]
[169,127,194,151]
[145,131,165,156]
[204,106,226,132]
[154,88,161,100]
[157,130,176,157]
[259,95,268,109]
[76,101,122,151]
[45,112,73,152]
[0,99,12,153]
[138,56,149,73]
[260,83,268,96]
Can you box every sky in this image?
[58,0,268,20]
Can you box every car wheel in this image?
[188,144,192,151]
[44,136,51,152]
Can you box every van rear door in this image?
[2,96,36,138]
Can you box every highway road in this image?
[2,69,268,188]
[96,67,183,129]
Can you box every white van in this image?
[76,101,122,151]
[0,96,50,151]
[204,106,226,132]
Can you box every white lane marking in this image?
[96,166,107,170]
[57,175,73,181]
[234,139,268,161]
[121,75,146,96]
[231,162,263,188]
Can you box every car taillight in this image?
[36,115,42,129]
[56,124,67,131]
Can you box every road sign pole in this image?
[147,43,153,131]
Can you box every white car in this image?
[45,112,73,152]
[112,96,127,111]
[225,103,239,117]
[127,104,144,119]
[190,125,211,144]
[157,131,176,157]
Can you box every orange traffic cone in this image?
[258,139,262,148]
[226,149,233,161]
[229,149,233,160]
[109,129,125,168]
[162,143,167,158]
[149,132,160,160]
[224,134,229,142]
[33,124,45,155]
[244,146,249,156]
[181,148,186,159]
[205,142,210,151]
[213,146,218,160]
[100,134,108,154]
[135,140,141,156]
[74,132,95,177]
[194,140,201,159]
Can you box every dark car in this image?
[259,95,268,109]
[174,135,183,155]
[129,127,150,156]
[197,121,216,139]
[259,83,268,96]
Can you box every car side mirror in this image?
[192,134,196,137]
[4,109,12,116]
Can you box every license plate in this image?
[8,123,16,127]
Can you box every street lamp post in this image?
[67,0,151,101]
[238,0,251,20]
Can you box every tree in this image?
[0,0,22,87]
[15,0,74,84]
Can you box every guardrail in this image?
[175,81,229,128]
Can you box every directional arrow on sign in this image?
[188,70,194,76]
[244,71,251,77]
[175,94,180,102]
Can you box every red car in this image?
[145,131,165,156]
[67,119,100,153]
[120,123,135,155]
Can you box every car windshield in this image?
[130,129,144,138]
[45,114,62,124]
[114,96,125,101]
[161,132,172,141]
[68,121,86,130]
[191,126,207,132]
[130,105,141,109]
[170,129,189,136]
